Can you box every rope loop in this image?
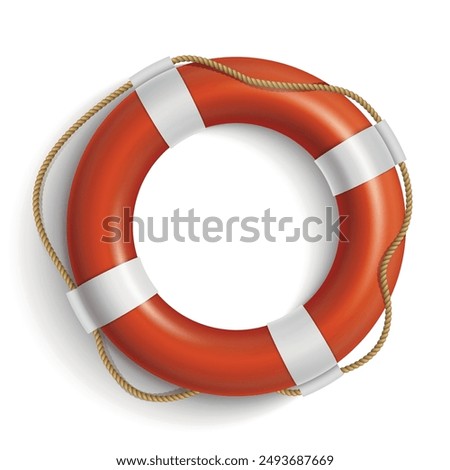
[33,56,412,401]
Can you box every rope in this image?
[33,56,412,401]
[171,55,381,123]
[32,81,199,402]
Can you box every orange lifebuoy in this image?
[67,57,405,396]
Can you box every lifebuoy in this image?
[66,57,406,396]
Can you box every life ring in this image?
[65,57,406,396]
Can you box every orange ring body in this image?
[67,58,405,395]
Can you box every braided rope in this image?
[32,81,199,402]
[32,82,133,292]
[33,56,412,401]
[171,55,381,123]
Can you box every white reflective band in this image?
[133,59,205,147]
[67,258,157,333]
[130,57,174,89]
[375,120,406,165]
[315,121,406,195]
[267,306,342,395]
[298,365,343,396]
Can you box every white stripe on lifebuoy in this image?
[315,121,406,195]
[298,364,343,396]
[375,120,407,165]
[130,57,174,88]
[134,60,205,147]
[267,306,342,394]
[67,258,157,333]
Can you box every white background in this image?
[2,1,448,469]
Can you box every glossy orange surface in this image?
[68,58,404,395]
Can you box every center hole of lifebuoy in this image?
[134,124,338,330]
